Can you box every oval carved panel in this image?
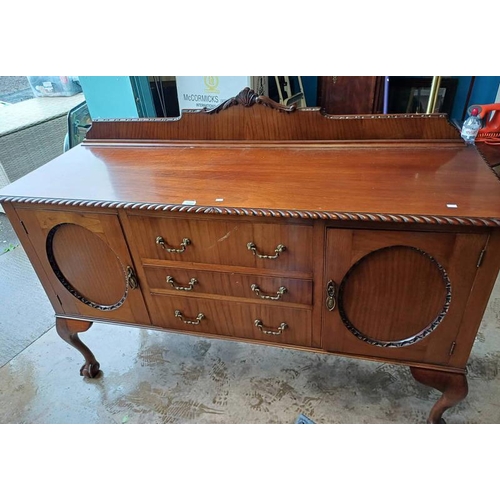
[338,246,451,348]
[46,223,127,310]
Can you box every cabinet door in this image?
[322,229,488,367]
[16,208,150,325]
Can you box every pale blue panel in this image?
[78,76,139,119]
[130,76,156,117]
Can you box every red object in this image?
[473,103,500,144]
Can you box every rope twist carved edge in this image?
[1,196,499,227]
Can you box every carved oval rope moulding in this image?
[338,245,452,348]
[46,224,129,311]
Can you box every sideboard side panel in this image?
[451,230,500,367]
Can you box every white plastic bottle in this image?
[461,107,482,145]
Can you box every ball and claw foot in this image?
[80,361,101,379]
[56,318,101,379]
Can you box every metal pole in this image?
[426,76,442,113]
[383,76,389,114]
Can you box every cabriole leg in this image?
[56,318,100,378]
[410,366,468,424]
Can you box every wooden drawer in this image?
[143,265,313,306]
[149,295,312,347]
[127,215,313,273]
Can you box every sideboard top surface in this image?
[1,88,499,226]
[1,141,499,225]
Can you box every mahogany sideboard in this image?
[1,88,500,423]
[317,76,384,114]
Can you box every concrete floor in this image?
[0,212,19,252]
[0,272,499,424]
[0,245,55,367]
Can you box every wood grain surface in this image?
[322,228,488,367]
[127,215,313,273]
[148,294,312,347]
[50,223,127,306]
[84,105,459,142]
[317,76,384,114]
[143,265,313,306]
[1,143,499,225]
[14,208,151,324]
[339,245,448,342]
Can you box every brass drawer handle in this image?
[156,236,191,253]
[254,319,288,336]
[174,310,205,325]
[251,284,287,301]
[166,276,198,291]
[126,266,139,290]
[247,242,286,259]
[326,279,337,311]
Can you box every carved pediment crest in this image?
[207,87,296,114]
